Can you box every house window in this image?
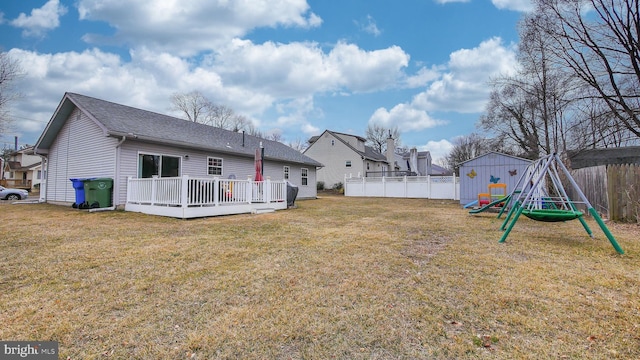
[138,154,180,178]
[283,166,290,180]
[301,168,308,186]
[331,140,335,146]
[207,157,223,176]
[367,163,370,170]
[37,170,42,179]
[346,160,351,167]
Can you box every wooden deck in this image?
[125,176,288,219]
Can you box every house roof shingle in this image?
[36,93,322,167]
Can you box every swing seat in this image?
[522,209,583,222]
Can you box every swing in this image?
[521,209,583,222]
[498,153,624,254]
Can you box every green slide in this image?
[468,194,511,214]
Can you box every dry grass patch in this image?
[1,196,639,359]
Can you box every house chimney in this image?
[386,132,395,170]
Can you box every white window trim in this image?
[207,156,224,176]
[283,166,290,180]
[137,152,182,178]
[301,167,308,186]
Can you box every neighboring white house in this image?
[304,130,389,189]
[34,92,323,208]
[1,146,43,191]
[304,130,435,189]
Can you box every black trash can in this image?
[286,181,298,208]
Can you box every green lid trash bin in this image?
[83,178,113,208]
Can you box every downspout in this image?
[112,135,127,209]
[38,154,48,203]
[116,136,127,148]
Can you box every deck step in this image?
[252,208,275,214]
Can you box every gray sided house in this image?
[35,93,322,207]
[304,130,389,189]
[458,152,532,206]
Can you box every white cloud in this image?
[367,37,518,139]
[405,65,442,88]
[412,37,518,113]
[213,39,409,95]
[272,96,323,139]
[491,0,534,12]
[419,139,453,163]
[10,0,67,37]
[357,15,382,37]
[369,103,446,131]
[328,43,409,93]
[8,34,411,144]
[77,0,322,56]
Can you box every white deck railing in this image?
[126,176,287,218]
[344,175,460,200]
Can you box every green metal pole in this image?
[499,206,524,243]
[500,200,520,231]
[577,216,593,237]
[567,200,593,237]
[497,191,519,219]
[588,208,624,254]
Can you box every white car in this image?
[0,186,29,200]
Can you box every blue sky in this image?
[0,0,532,161]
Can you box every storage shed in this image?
[458,152,532,206]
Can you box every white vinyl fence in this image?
[344,175,460,200]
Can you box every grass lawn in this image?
[1,195,639,359]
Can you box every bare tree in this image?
[266,132,283,143]
[365,124,401,154]
[0,51,23,136]
[170,91,212,123]
[287,137,308,152]
[444,133,503,175]
[480,80,544,159]
[480,13,580,158]
[170,91,257,133]
[207,104,235,128]
[533,0,640,139]
[228,114,252,133]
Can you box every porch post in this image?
[126,176,132,203]
[181,175,189,208]
[265,178,271,203]
[214,178,220,206]
[151,176,157,206]
[247,176,253,203]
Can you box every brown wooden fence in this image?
[607,164,640,223]
[570,164,639,223]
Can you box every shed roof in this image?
[458,151,532,166]
[35,93,322,167]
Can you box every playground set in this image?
[468,153,624,254]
